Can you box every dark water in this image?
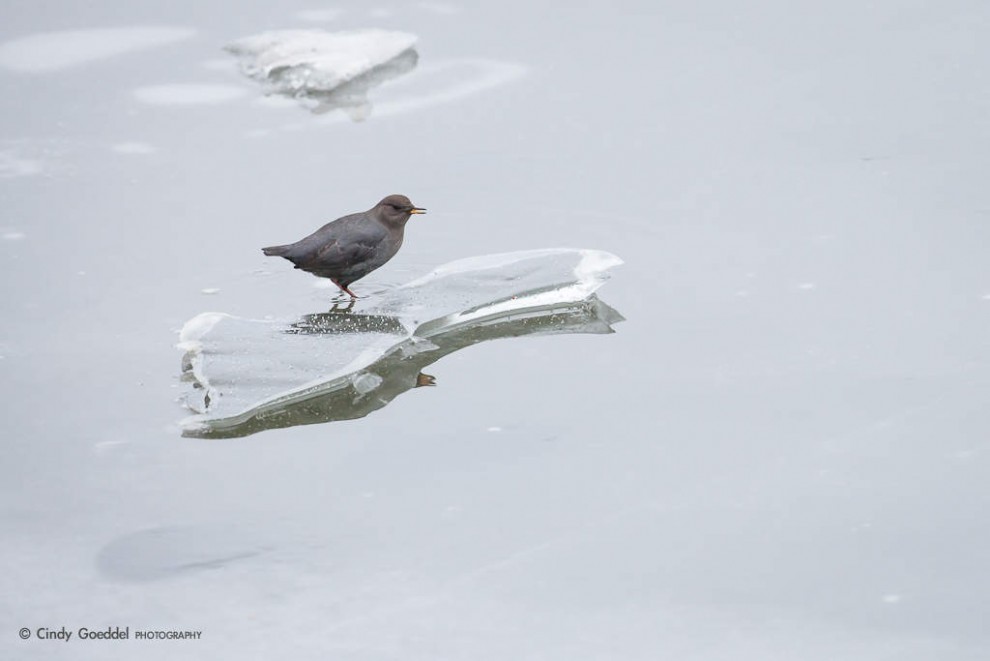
[2,1,990,659]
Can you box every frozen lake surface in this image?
[2,1,990,659]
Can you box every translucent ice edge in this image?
[178,248,622,435]
[177,312,232,410]
[406,249,624,336]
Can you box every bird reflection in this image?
[181,295,623,439]
[327,299,356,314]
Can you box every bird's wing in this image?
[313,236,377,270]
[285,214,378,267]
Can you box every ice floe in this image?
[178,249,623,438]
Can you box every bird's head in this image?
[376,194,426,226]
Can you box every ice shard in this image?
[178,249,624,438]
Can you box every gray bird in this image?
[262,194,426,297]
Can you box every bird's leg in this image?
[331,280,358,298]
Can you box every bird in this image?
[262,194,426,297]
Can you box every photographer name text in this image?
[20,626,202,642]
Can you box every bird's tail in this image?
[262,244,290,257]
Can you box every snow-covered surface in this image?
[2,1,990,659]
[178,249,622,437]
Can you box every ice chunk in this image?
[178,249,623,438]
[224,29,418,119]
[250,57,527,129]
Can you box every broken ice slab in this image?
[225,29,418,120]
[178,249,624,439]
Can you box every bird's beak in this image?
[409,207,427,214]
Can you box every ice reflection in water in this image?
[178,249,623,438]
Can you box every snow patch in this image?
[0,151,44,177]
[112,142,156,155]
[0,27,195,73]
